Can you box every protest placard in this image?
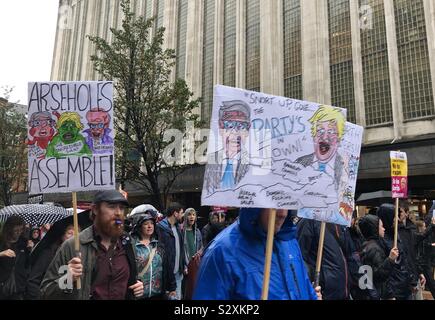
[27,81,115,194]
[201,85,363,226]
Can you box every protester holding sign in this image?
[376,203,417,300]
[297,219,354,300]
[193,208,321,300]
[359,214,399,299]
[40,190,143,300]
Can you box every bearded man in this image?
[40,190,143,300]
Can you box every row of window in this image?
[199,0,434,126]
[61,0,435,127]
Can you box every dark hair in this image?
[166,203,183,217]
[0,216,25,248]
[132,214,157,240]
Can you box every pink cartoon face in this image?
[29,115,56,139]
[86,109,110,139]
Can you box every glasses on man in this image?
[222,120,249,131]
[90,123,105,129]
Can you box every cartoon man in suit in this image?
[204,100,251,193]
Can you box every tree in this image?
[0,87,27,207]
[89,0,200,211]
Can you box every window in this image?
[394,0,434,120]
[360,0,393,126]
[246,0,260,92]
[283,0,302,100]
[176,0,188,80]
[201,0,215,124]
[328,0,356,123]
[223,0,237,87]
[156,0,164,29]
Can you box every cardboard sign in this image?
[390,151,408,199]
[27,81,115,194]
[201,85,363,223]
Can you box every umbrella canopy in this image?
[0,204,70,226]
[356,190,393,207]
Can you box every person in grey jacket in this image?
[40,190,143,300]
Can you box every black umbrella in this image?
[30,209,93,261]
[356,190,393,207]
[0,204,70,226]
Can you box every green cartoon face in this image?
[58,120,80,143]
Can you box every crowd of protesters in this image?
[0,192,434,300]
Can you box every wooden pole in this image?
[394,197,399,249]
[261,209,276,300]
[72,192,81,289]
[392,150,401,249]
[314,222,326,288]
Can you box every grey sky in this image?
[0,0,59,105]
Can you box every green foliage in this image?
[0,89,27,206]
[88,0,201,210]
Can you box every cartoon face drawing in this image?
[309,105,345,164]
[58,120,81,144]
[29,114,56,139]
[218,101,251,159]
[83,108,114,154]
[86,109,110,139]
[46,112,92,158]
[27,111,58,150]
[313,121,340,162]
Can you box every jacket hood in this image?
[183,208,198,231]
[377,203,395,237]
[358,214,379,240]
[238,208,297,241]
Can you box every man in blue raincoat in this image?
[193,208,321,300]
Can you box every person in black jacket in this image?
[201,211,226,247]
[359,214,399,299]
[0,216,30,300]
[26,224,77,300]
[415,218,435,299]
[398,202,426,297]
[156,203,185,300]
[377,203,417,300]
[297,219,351,300]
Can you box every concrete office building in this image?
[48,0,435,212]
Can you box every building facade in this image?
[49,0,435,211]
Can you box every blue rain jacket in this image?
[193,208,317,300]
